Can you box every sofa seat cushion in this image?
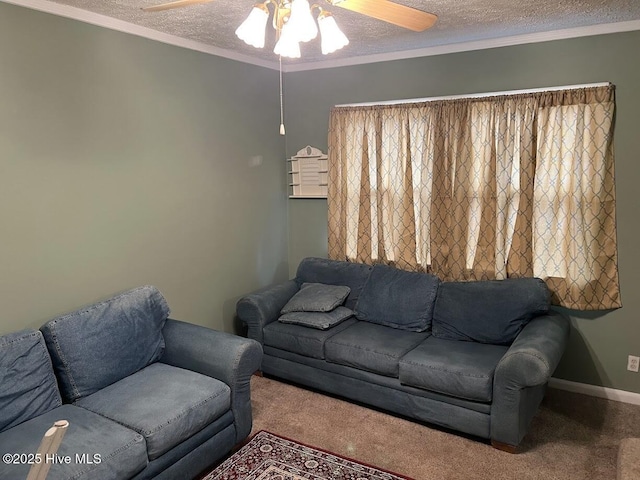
[74,362,230,460]
[325,322,430,377]
[40,285,171,402]
[432,278,550,345]
[354,264,440,332]
[0,404,147,480]
[264,318,358,359]
[0,329,61,433]
[399,337,509,402]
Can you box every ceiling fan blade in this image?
[142,0,214,12]
[331,0,437,32]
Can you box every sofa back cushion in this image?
[40,285,170,402]
[296,257,373,310]
[0,329,62,432]
[354,264,440,332]
[432,278,550,345]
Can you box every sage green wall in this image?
[0,3,288,335]
[2,1,638,396]
[284,31,640,394]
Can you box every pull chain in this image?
[279,55,285,135]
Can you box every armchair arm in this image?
[159,319,263,443]
[236,280,299,344]
[490,311,570,447]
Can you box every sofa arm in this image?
[490,311,570,448]
[159,319,263,443]
[495,311,570,388]
[236,280,299,344]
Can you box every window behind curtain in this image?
[327,85,620,310]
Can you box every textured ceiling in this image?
[14,0,640,68]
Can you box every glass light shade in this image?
[318,12,349,55]
[273,22,301,58]
[235,5,269,48]
[287,0,318,43]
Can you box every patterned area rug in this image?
[203,431,413,480]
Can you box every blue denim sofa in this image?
[0,286,262,479]
[237,257,570,452]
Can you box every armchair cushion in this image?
[75,362,231,460]
[40,285,170,402]
[281,283,350,313]
[279,306,354,330]
[0,404,147,480]
[0,329,61,433]
[432,278,550,345]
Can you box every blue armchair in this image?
[0,286,262,480]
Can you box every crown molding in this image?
[3,0,640,73]
[1,0,281,70]
[283,19,640,72]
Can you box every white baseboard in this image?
[549,378,640,406]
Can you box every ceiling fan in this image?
[142,0,436,134]
[142,0,438,33]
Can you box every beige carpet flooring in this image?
[249,375,640,480]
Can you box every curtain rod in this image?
[335,82,612,108]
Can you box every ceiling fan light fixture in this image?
[287,0,318,43]
[273,22,301,58]
[318,11,349,55]
[235,4,269,48]
[146,0,437,58]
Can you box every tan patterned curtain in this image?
[327,85,620,310]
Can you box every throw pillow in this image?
[278,307,354,330]
[432,278,550,345]
[281,283,351,313]
[354,264,440,332]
